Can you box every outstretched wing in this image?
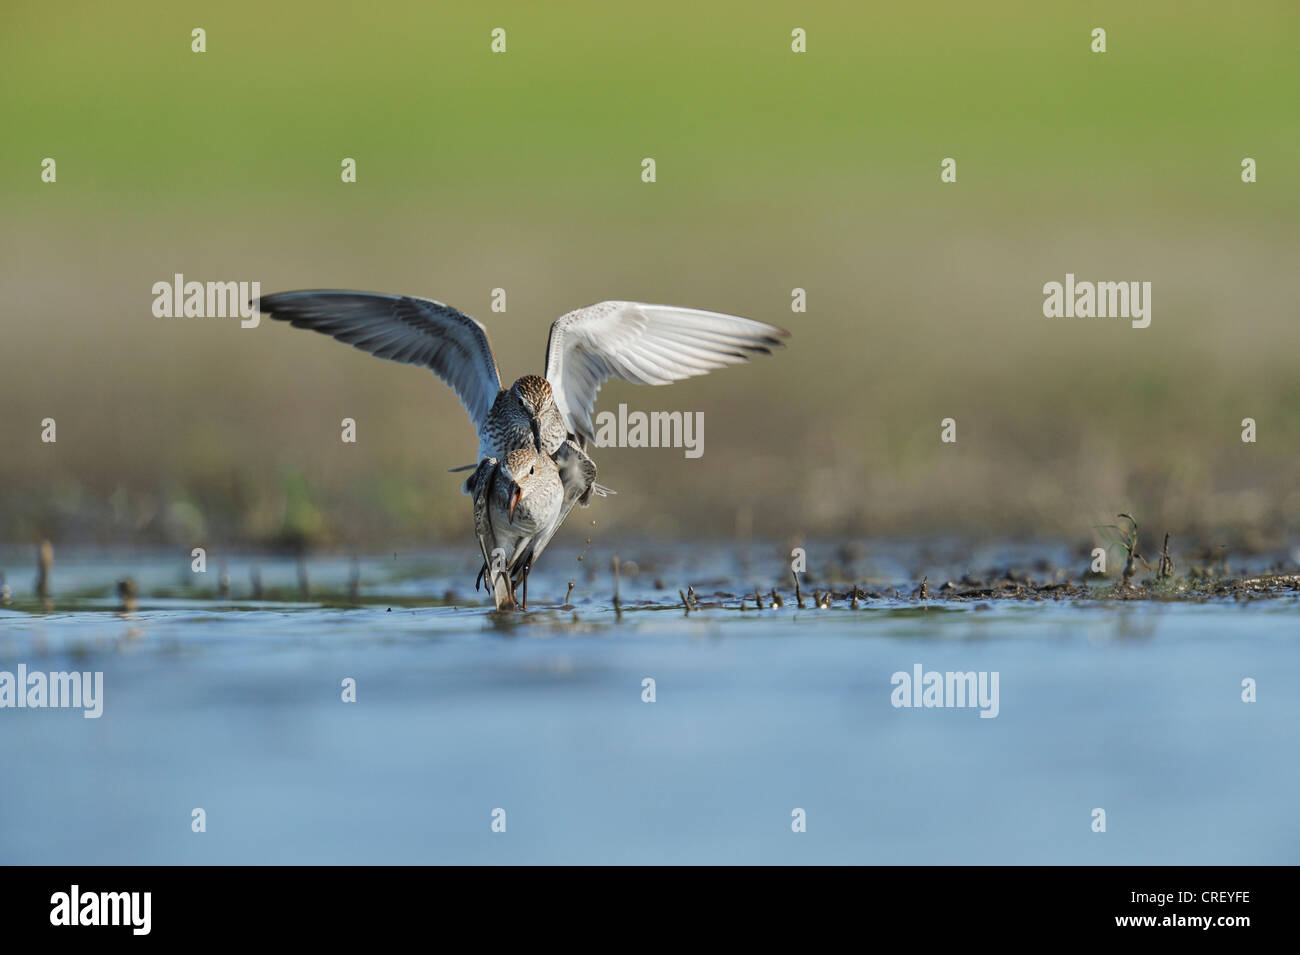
[257,290,503,436]
[543,301,788,445]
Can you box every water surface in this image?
[1,544,1296,865]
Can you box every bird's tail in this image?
[489,571,515,610]
[476,554,517,610]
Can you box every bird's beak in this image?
[508,482,522,521]
[530,418,542,452]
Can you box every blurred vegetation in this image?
[1,1,1297,551]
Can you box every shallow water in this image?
[1,544,1297,865]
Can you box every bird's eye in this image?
[529,465,535,475]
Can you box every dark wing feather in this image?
[257,289,502,437]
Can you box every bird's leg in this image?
[521,564,530,610]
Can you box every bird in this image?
[255,290,789,606]
[465,446,564,609]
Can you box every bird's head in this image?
[511,375,555,450]
[503,447,543,521]
[511,375,554,416]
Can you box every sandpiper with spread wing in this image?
[255,290,788,609]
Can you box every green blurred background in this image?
[2,1,1297,552]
